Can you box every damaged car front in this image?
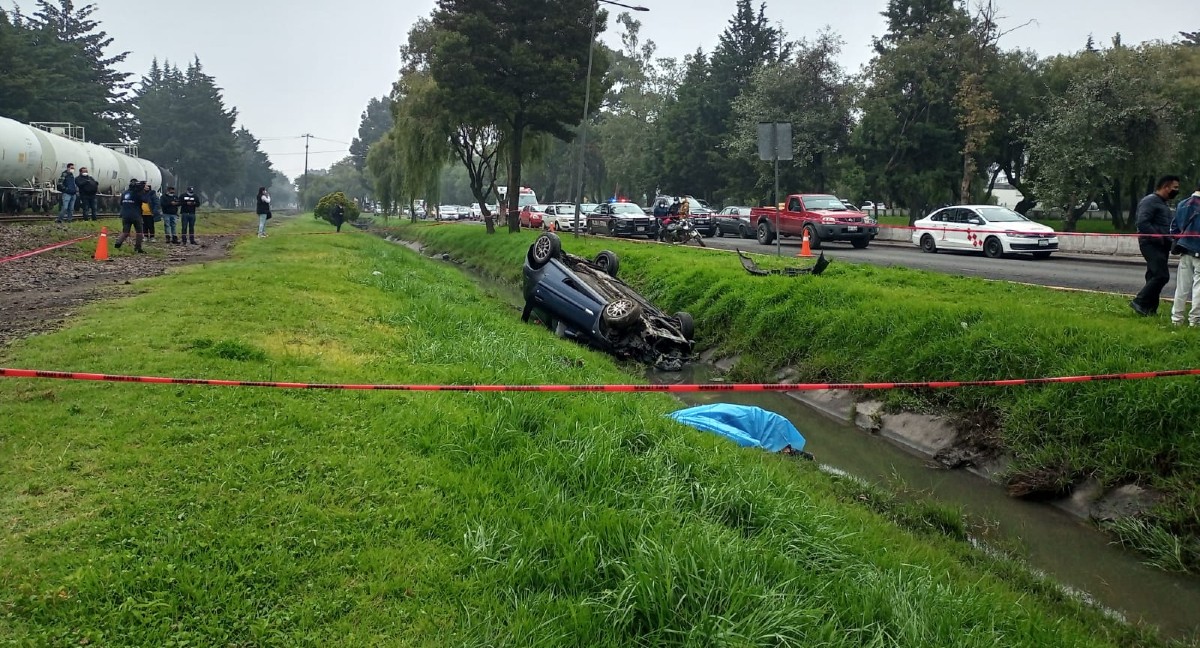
[521,233,695,371]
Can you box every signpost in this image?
[758,122,793,257]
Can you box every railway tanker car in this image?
[0,115,172,214]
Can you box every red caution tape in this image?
[2,367,1198,392]
[0,235,94,264]
[875,224,1197,239]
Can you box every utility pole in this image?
[302,133,313,207]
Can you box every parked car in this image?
[519,204,548,229]
[715,206,755,238]
[752,194,878,249]
[542,203,586,231]
[469,203,483,219]
[438,205,463,221]
[587,202,654,237]
[912,205,1058,259]
[860,201,887,212]
[522,232,695,371]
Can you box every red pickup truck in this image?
[752,194,878,249]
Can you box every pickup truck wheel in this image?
[528,232,562,268]
[920,234,938,253]
[757,222,776,245]
[602,298,642,330]
[674,311,695,339]
[851,237,870,249]
[803,225,823,250]
[983,236,1004,259]
[594,250,620,277]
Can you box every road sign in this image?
[757,122,793,161]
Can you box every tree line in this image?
[360,0,1199,232]
[0,0,284,207]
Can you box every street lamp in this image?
[573,0,649,237]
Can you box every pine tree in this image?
[349,96,394,172]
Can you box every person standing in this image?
[331,202,346,232]
[180,187,200,244]
[160,187,182,244]
[1170,180,1200,326]
[113,179,145,253]
[76,167,99,221]
[56,163,78,223]
[1131,176,1182,316]
[140,183,162,242]
[256,187,272,237]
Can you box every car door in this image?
[786,196,804,234]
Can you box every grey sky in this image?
[79,0,1195,181]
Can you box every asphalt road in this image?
[697,233,1171,297]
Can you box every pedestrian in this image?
[140,183,161,242]
[55,163,78,223]
[331,202,346,232]
[76,167,99,221]
[1131,175,1182,316]
[679,195,691,217]
[161,187,182,244]
[113,179,145,254]
[256,187,272,237]
[180,187,200,244]
[1170,179,1200,326]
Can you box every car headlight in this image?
[864,217,876,225]
[822,216,837,224]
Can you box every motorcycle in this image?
[657,217,706,247]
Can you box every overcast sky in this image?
[73,0,1196,180]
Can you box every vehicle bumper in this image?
[1006,238,1059,252]
[818,225,877,239]
[610,219,654,236]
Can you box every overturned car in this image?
[522,232,695,371]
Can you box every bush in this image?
[314,191,361,224]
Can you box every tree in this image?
[349,96,394,172]
[223,127,274,207]
[431,0,610,232]
[1182,30,1200,47]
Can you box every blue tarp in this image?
[669,404,806,453]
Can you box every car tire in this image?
[602,298,642,330]
[1033,251,1053,260]
[528,232,562,269]
[594,250,620,277]
[920,234,937,253]
[851,237,870,249]
[983,236,1003,259]
[804,225,822,250]
[674,311,695,340]
[757,222,776,245]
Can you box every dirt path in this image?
[0,223,241,350]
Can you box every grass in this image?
[0,218,1172,646]
[392,223,1200,574]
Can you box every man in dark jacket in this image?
[1131,175,1182,316]
[56,163,78,223]
[331,203,346,232]
[113,179,145,253]
[161,187,182,244]
[180,187,201,244]
[76,167,100,221]
[1170,179,1200,326]
[141,183,161,242]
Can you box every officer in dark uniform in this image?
[113,179,146,253]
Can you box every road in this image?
[697,234,1171,297]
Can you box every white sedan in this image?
[912,205,1058,259]
[542,203,587,231]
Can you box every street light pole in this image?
[573,0,648,238]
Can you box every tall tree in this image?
[223,127,274,207]
[431,0,610,231]
[1182,30,1200,47]
[349,96,394,172]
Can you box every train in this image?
[0,114,174,214]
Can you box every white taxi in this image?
[912,205,1058,259]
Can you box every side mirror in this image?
[969,218,983,225]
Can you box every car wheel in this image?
[983,236,1003,259]
[851,237,870,249]
[1033,251,1053,260]
[674,311,695,340]
[602,298,642,330]
[920,234,937,253]
[803,224,822,250]
[594,250,620,277]
[757,222,775,245]
[608,221,617,237]
[528,232,562,269]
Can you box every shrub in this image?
[314,191,361,224]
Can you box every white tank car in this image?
[0,115,169,212]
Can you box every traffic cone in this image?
[549,221,556,233]
[93,226,109,261]
[798,229,813,258]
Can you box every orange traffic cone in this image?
[93,226,109,261]
[549,221,556,233]
[798,229,813,258]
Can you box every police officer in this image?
[180,187,200,245]
[113,179,145,253]
[161,187,182,244]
